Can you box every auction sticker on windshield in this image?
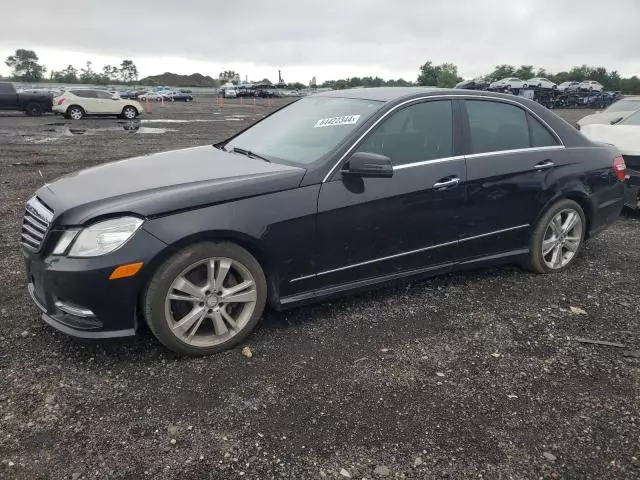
[314,115,361,128]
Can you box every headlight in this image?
[66,217,143,257]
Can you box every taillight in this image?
[612,155,627,182]
[57,97,66,105]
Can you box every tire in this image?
[122,106,137,119]
[67,106,84,120]
[527,199,586,274]
[144,241,267,356]
[25,102,43,116]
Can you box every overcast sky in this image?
[1,0,639,83]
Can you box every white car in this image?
[53,89,144,120]
[223,88,237,98]
[579,80,604,92]
[489,77,527,90]
[580,109,640,208]
[577,97,640,128]
[526,77,556,89]
[557,81,581,92]
[139,91,172,101]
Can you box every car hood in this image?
[580,124,640,156]
[37,145,306,225]
[577,111,633,126]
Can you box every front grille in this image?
[21,196,54,251]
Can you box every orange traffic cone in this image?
[145,97,151,114]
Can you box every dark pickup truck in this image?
[0,82,53,116]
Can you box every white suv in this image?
[53,89,144,120]
[578,81,604,92]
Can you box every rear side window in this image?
[358,100,453,166]
[465,100,530,153]
[95,91,112,99]
[528,114,559,147]
[70,90,97,98]
[0,83,13,93]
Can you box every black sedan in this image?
[168,92,194,102]
[21,88,626,355]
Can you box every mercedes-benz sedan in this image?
[22,88,626,355]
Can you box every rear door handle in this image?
[433,177,461,190]
[534,160,555,170]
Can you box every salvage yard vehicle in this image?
[489,77,527,90]
[22,88,626,355]
[526,77,556,89]
[580,109,640,209]
[0,82,53,116]
[577,96,640,128]
[53,89,144,120]
[579,80,604,92]
[557,81,580,92]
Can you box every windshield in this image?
[605,99,640,113]
[620,110,640,125]
[225,96,383,165]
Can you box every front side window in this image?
[356,100,453,166]
[466,100,530,153]
[225,96,383,165]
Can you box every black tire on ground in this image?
[67,106,85,120]
[122,106,138,119]
[25,102,43,116]
[526,199,586,274]
[144,241,267,356]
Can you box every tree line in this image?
[3,49,138,84]
[3,48,640,94]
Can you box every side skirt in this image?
[277,249,529,310]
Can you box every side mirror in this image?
[342,152,393,178]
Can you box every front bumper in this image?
[23,228,167,339]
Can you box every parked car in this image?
[577,96,640,128]
[557,81,581,92]
[0,82,53,116]
[138,91,171,101]
[526,77,556,89]
[580,109,640,208]
[168,92,194,102]
[579,80,604,92]
[489,78,527,90]
[53,89,143,120]
[22,87,625,355]
[455,78,490,90]
[222,88,237,98]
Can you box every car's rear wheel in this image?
[122,106,137,119]
[144,242,267,356]
[67,106,84,120]
[25,102,43,116]
[527,199,586,273]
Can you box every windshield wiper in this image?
[230,146,271,163]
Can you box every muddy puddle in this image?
[17,121,176,143]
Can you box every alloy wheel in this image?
[123,107,136,119]
[541,208,583,269]
[164,257,258,347]
[69,108,83,120]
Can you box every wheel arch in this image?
[140,230,280,310]
[66,104,85,114]
[536,189,594,237]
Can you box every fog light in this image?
[54,300,95,318]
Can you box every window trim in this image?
[322,94,564,183]
[353,98,456,169]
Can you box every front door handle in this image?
[534,160,555,170]
[433,177,461,190]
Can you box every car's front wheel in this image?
[144,241,267,356]
[527,199,586,273]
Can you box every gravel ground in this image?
[0,98,638,480]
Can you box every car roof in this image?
[313,87,540,103]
